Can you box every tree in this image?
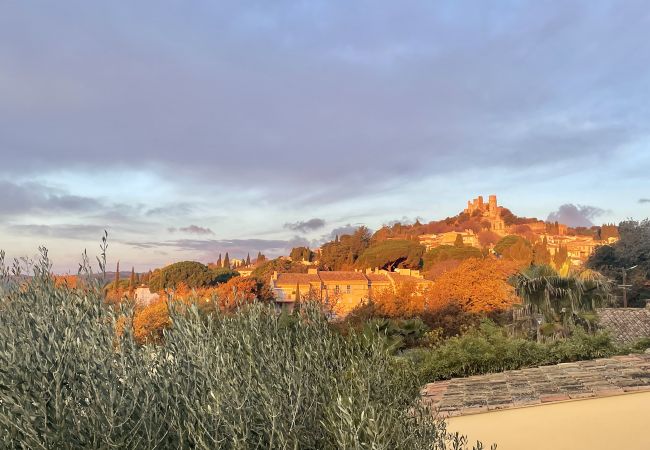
[256,252,266,264]
[454,233,464,248]
[588,219,650,306]
[477,230,500,248]
[290,247,313,262]
[215,276,275,311]
[130,267,136,291]
[148,261,219,292]
[223,253,230,269]
[422,245,482,271]
[511,265,611,334]
[246,253,251,266]
[426,258,520,313]
[320,227,372,270]
[355,240,425,271]
[115,261,120,288]
[494,235,533,266]
[216,254,222,268]
[553,245,568,269]
[133,298,172,344]
[533,239,551,265]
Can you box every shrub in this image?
[0,256,487,449]
[406,321,621,382]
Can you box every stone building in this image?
[464,194,506,234]
[270,268,432,316]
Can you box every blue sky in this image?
[1,1,649,272]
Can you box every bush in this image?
[406,321,621,382]
[0,259,486,449]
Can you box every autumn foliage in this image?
[426,258,520,313]
[133,298,172,344]
[367,257,520,319]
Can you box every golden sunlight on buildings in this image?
[270,268,432,316]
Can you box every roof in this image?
[275,273,321,286]
[422,354,650,418]
[597,308,650,345]
[366,273,391,283]
[318,271,368,283]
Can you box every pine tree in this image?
[223,253,230,269]
[246,253,251,266]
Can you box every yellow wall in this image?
[447,391,650,450]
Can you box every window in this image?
[335,285,340,293]
[346,285,351,294]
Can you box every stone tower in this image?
[488,195,497,217]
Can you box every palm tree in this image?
[510,265,611,337]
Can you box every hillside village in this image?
[128,195,624,317]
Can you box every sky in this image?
[1,0,649,273]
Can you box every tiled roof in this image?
[422,354,650,418]
[366,273,390,283]
[318,271,368,283]
[275,273,321,285]
[597,308,650,345]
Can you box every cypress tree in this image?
[295,283,301,302]
[130,267,136,290]
[216,253,222,268]
[115,261,120,290]
[223,253,230,269]
[246,253,251,266]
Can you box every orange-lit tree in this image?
[426,258,520,313]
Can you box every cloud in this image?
[7,224,106,240]
[547,204,606,227]
[283,218,326,233]
[126,236,310,258]
[327,224,362,239]
[0,1,647,197]
[0,180,101,216]
[639,198,650,204]
[178,225,214,235]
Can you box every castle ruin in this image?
[464,195,505,233]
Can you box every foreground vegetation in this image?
[0,254,489,449]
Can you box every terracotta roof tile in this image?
[366,273,391,283]
[597,308,650,345]
[275,273,321,285]
[318,271,368,283]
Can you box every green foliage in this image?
[361,318,430,352]
[211,267,239,284]
[0,259,486,449]
[494,235,532,263]
[356,239,425,270]
[588,219,650,306]
[148,261,220,291]
[251,257,308,281]
[289,246,314,262]
[320,226,372,270]
[406,321,620,382]
[510,265,611,328]
[422,245,482,270]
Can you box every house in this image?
[134,285,160,306]
[270,268,432,316]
